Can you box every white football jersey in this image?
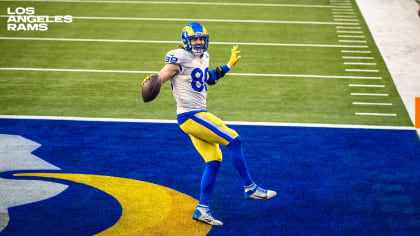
[165,48,210,114]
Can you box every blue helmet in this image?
[181,22,209,55]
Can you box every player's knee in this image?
[226,127,239,138]
[204,156,222,162]
[227,136,241,150]
[203,149,223,162]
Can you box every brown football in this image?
[142,74,162,102]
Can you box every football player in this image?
[142,22,276,226]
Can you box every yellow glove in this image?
[142,74,154,86]
[228,45,241,68]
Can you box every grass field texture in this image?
[0,0,413,126]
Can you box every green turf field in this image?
[0,0,413,126]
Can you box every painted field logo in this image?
[0,134,211,235]
[7,7,73,31]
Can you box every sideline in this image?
[0,15,361,25]
[355,0,420,133]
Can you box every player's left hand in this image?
[142,74,153,86]
[228,45,241,68]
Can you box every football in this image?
[142,74,162,102]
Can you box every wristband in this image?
[207,64,231,85]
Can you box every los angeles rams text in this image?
[7,7,72,31]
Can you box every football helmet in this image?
[181,22,209,55]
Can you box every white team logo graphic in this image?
[0,134,67,231]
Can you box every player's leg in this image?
[180,112,237,146]
[189,135,223,226]
[193,112,277,200]
[225,136,253,186]
[226,135,276,200]
[181,112,254,185]
[181,112,276,200]
[189,135,222,207]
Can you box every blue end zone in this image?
[2,178,121,235]
[0,119,419,235]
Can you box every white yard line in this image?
[351,93,388,96]
[352,102,392,106]
[338,35,366,38]
[343,56,374,59]
[0,0,353,8]
[0,67,158,74]
[332,12,355,14]
[336,26,361,29]
[58,16,358,25]
[331,8,354,11]
[341,50,371,53]
[344,62,376,65]
[333,15,357,18]
[330,2,351,5]
[0,115,414,130]
[348,84,385,87]
[334,18,359,22]
[330,0,351,2]
[229,73,380,79]
[339,40,367,43]
[0,37,368,48]
[345,69,379,72]
[0,37,181,44]
[0,15,362,25]
[0,67,383,79]
[355,113,397,117]
[336,31,363,33]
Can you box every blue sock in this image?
[199,160,221,207]
[227,137,254,186]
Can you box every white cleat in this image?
[244,184,277,200]
[192,206,223,226]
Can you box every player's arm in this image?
[141,63,180,102]
[142,60,180,86]
[158,63,181,84]
[207,45,241,85]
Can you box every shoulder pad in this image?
[165,49,191,64]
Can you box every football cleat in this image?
[244,184,277,200]
[192,206,223,226]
